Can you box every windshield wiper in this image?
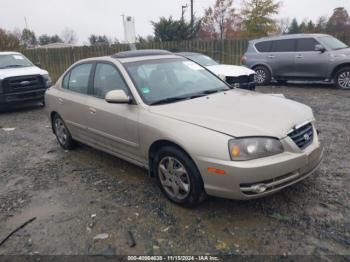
[3,65,25,68]
[191,88,229,97]
[149,96,190,105]
[149,88,229,105]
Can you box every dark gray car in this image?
[242,34,350,89]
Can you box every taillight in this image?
[241,56,247,65]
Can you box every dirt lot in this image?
[0,84,349,256]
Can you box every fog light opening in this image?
[251,184,268,194]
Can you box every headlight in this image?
[43,74,52,87]
[229,138,283,161]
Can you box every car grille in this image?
[248,74,255,83]
[226,75,249,84]
[3,75,45,93]
[288,123,314,150]
[226,74,255,85]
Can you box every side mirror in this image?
[35,62,42,68]
[315,44,326,53]
[105,90,131,104]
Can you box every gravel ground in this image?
[0,84,349,256]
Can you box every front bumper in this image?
[195,133,324,200]
[0,89,46,106]
[235,82,256,91]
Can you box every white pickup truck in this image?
[0,52,52,109]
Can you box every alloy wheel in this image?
[255,69,267,84]
[338,71,350,89]
[54,117,68,145]
[158,157,191,200]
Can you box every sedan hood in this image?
[206,64,255,77]
[0,66,48,80]
[149,90,314,139]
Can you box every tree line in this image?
[0,0,349,51]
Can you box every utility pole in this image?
[190,0,194,27]
[181,4,188,21]
[24,16,28,29]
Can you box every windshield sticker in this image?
[13,55,24,60]
[141,87,151,94]
[183,61,203,71]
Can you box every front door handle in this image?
[296,55,304,59]
[89,107,97,115]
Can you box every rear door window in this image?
[255,41,272,52]
[271,39,297,52]
[296,38,319,52]
[67,63,93,94]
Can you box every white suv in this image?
[0,52,52,109]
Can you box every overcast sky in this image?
[1,0,349,44]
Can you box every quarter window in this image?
[255,41,272,52]
[62,73,70,89]
[271,39,296,52]
[67,63,93,94]
[93,63,128,98]
[297,38,319,52]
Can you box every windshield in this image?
[0,54,33,69]
[124,58,229,105]
[186,54,219,67]
[318,36,348,51]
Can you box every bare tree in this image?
[276,17,291,34]
[199,0,239,40]
[61,28,78,44]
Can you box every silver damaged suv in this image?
[242,34,350,89]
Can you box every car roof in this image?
[251,33,331,43]
[177,52,203,57]
[110,49,186,63]
[0,51,21,55]
[111,49,172,59]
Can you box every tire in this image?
[153,146,206,207]
[52,114,76,150]
[334,67,350,90]
[253,66,271,86]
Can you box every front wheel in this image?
[253,66,271,86]
[153,146,206,207]
[335,68,350,90]
[52,114,76,150]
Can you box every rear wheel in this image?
[153,146,206,207]
[335,68,350,90]
[52,114,76,150]
[253,66,271,85]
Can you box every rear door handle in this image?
[296,55,304,59]
[268,55,275,59]
[89,107,97,115]
[58,98,64,104]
